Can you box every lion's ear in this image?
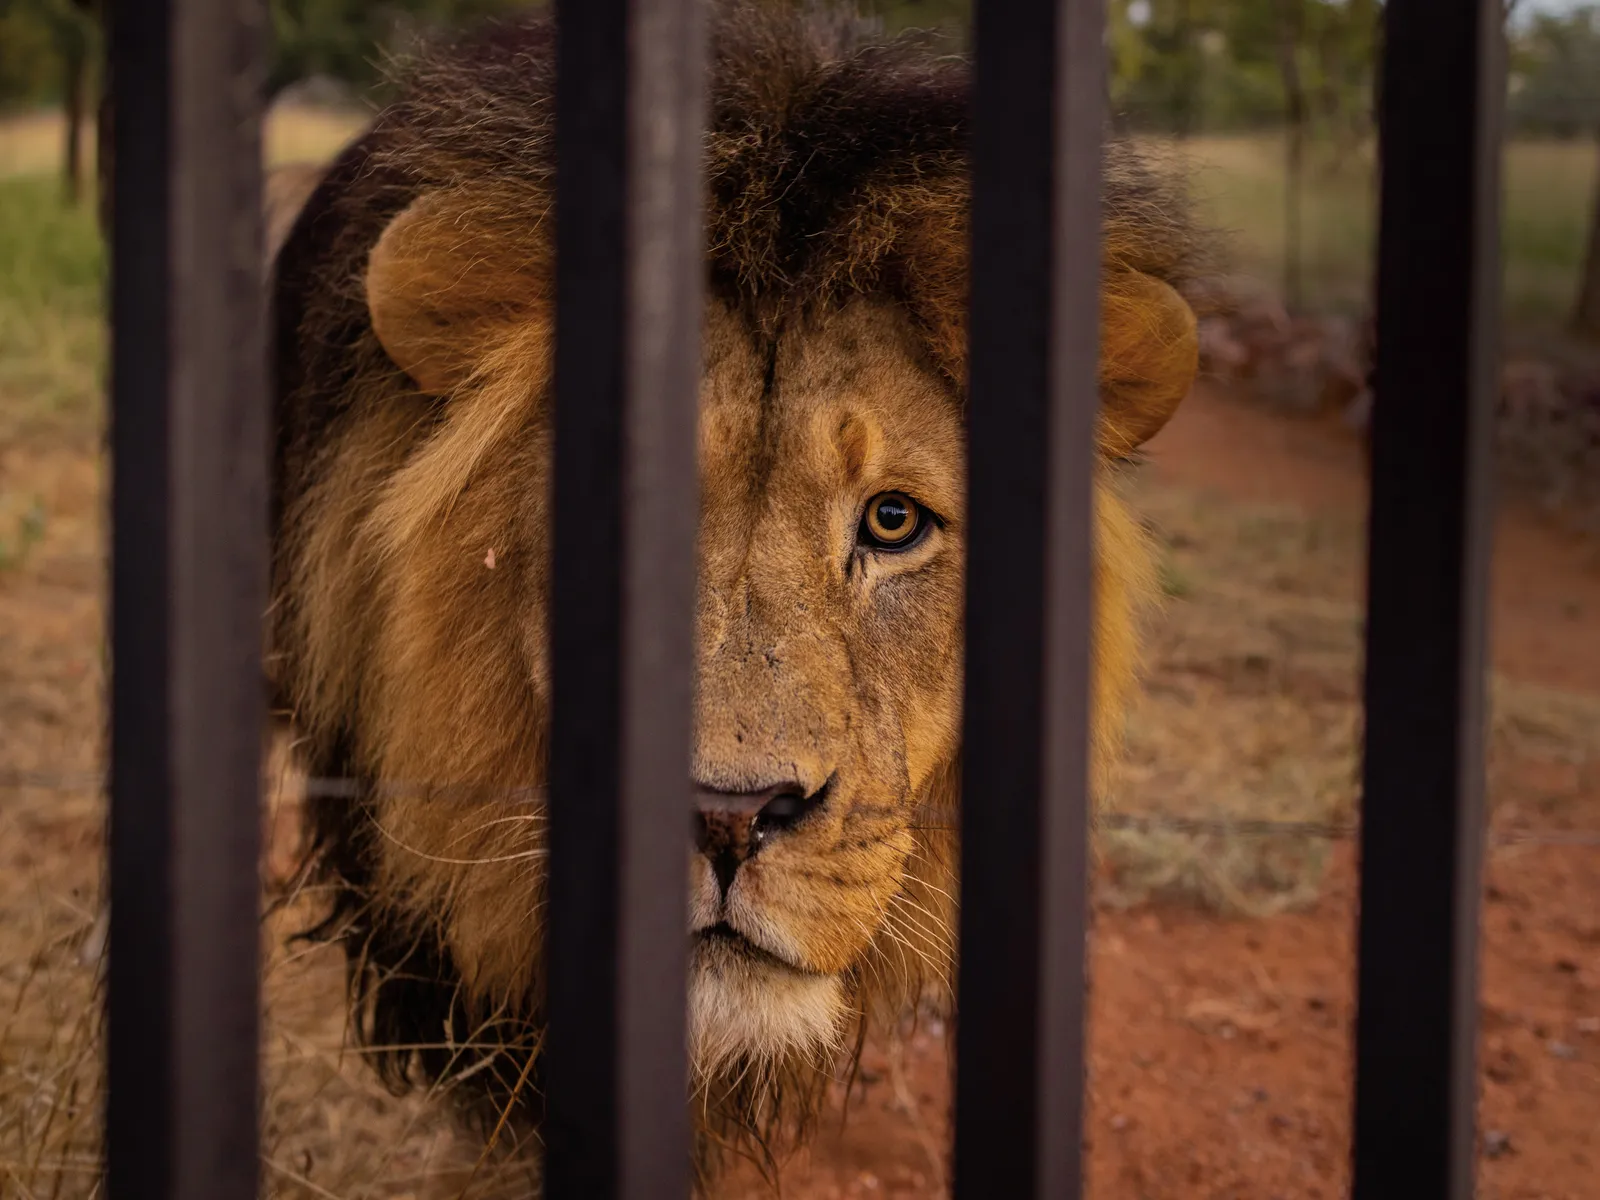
[366,190,552,394]
[897,210,1197,452]
[1097,270,1198,455]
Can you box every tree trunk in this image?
[1284,121,1305,310]
[1573,136,1600,338]
[1278,0,1308,311]
[1173,0,1198,140]
[94,0,113,241]
[62,41,87,204]
[1352,0,1379,137]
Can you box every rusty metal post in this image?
[106,0,267,1197]
[1353,0,1504,1196]
[543,0,706,1195]
[955,1,1105,1196]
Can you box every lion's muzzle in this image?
[691,778,828,896]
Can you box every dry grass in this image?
[1102,473,1600,916]
[0,795,544,1200]
[1097,480,1366,915]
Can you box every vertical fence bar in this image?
[543,0,704,1195]
[955,0,1105,1196]
[1352,1,1503,1197]
[106,1,267,1198]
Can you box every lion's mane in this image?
[268,1,1200,1181]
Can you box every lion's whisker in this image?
[368,816,550,867]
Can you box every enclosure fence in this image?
[104,0,1503,1197]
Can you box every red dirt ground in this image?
[3,382,1594,1198]
[713,385,1600,1200]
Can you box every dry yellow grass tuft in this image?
[1100,471,1600,917]
[0,777,544,1200]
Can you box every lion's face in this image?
[285,134,1194,1111]
[322,189,978,1083]
[685,299,965,1070]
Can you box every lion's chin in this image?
[688,934,847,1080]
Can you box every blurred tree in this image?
[1277,0,1307,309]
[0,0,59,106]
[0,0,99,201]
[1508,5,1600,335]
[1106,0,1375,138]
[1509,5,1600,138]
[1106,0,1376,309]
[267,0,537,99]
[58,0,97,203]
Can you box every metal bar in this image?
[1352,1,1503,1197]
[955,0,1105,1196]
[543,0,704,1195]
[106,0,267,1197]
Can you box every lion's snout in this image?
[691,778,827,897]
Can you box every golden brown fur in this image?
[268,3,1200,1182]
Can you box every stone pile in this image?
[1192,286,1600,531]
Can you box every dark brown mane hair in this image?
[275,1,1198,487]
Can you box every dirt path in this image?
[1148,382,1600,696]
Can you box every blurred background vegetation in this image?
[1,0,1598,353]
[3,13,1599,1192]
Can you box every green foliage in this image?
[1158,549,1194,600]
[862,0,967,39]
[1,0,537,107]
[0,0,98,108]
[1109,0,1377,136]
[267,0,536,99]
[0,175,104,432]
[1509,5,1600,137]
[0,4,58,106]
[0,497,46,572]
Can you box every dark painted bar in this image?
[106,1,268,1197]
[543,1,705,1195]
[955,1,1105,1197]
[1353,1,1503,1197]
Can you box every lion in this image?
[267,2,1200,1184]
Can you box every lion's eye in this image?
[859,491,924,551]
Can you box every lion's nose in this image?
[692,780,823,896]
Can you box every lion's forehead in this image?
[697,299,966,533]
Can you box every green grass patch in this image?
[1157,548,1194,600]
[0,495,45,571]
[0,174,104,440]
[1172,133,1600,331]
